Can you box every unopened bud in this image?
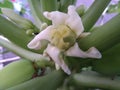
[76,5,86,17]
[40,23,48,31]
[26,29,34,36]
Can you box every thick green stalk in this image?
[0,37,53,67]
[0,15,32,50]
[39,0,58,25]
[0,59,35,90]
[7,70,66,90]
[66,14,120,73]
[82,0,111,31]
[72,71,120,90]
[59,0,77,12]
[78,14,120,52]
[92,43,120,75]
[28,0,50,25]
[40,0,58,11]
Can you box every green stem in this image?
[28,0,50,25]
[82,0,111,31]
[40,0,58,12]
[39,0,57,25]
[0,15,42,53]
[0,37,52,67]
[72,71,120,90]
[78,14,120,52]
[92,43,120,75]
[7,70,66,90]
[59,0,77,12]
[0,15,32,50]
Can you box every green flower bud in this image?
[26,29,34,36]
[76,5,86,17]
[40,23,48,31]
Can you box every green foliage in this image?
[0,0,13,13]
[107,1,120,13]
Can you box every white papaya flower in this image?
[27,5,102,75]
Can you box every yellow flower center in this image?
[50,25,76,50]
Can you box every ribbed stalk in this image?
[82,0,111,31]
[72,71,120,90]
[78,14,120,52]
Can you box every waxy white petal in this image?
[28,5,102,75]
[27,39,41,50]
[45,44,71,75]
[65,5,84,37]
[27,26,52,50]
[66,43,102,59]
[43,11,68,27]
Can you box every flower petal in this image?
[65,43,102,59]
[43,11,68,27]
[45,44,71,75]
[65,5,84,37]
[27,26,52,50]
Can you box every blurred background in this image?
[0,0,120,69]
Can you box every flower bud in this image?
[76,5,86,17]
